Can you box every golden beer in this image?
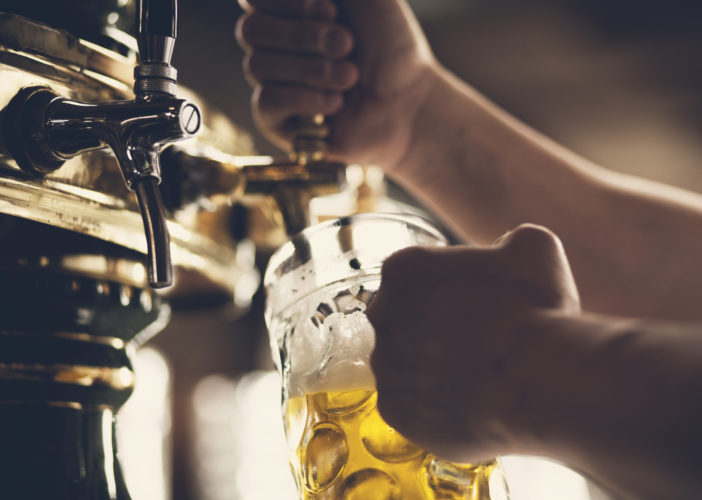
[285,388,498,500]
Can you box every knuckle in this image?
[300,58,330,83]
[243,52,263,81]
[294,21,324,51]
[505,223,561,255]
[253,85,278,112]
[238,0,254,12]
[235,13,255,46]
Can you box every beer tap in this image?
[158,112,347,240]
[3,0,200,288]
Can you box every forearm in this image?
[508,312,702,499]
[391,64,702,319]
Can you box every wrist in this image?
[385,62,462,177]
[495,310,588,456]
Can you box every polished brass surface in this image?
[24,253,147,289]
[0,244,169,408]
[0,400,84,409]
[0,14,257,297]
[0,13,369,296]
[0,362,135,390]
[0,12,135,90]
[0,330,126,349]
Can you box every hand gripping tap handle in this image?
[291,0,349,162]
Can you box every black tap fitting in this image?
[2,0,201,288]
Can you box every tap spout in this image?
[2,86,200,288]
[134,177,172,287]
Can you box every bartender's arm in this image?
[366,224,702,500]
[236,0,702,322]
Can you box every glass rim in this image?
[263,213,448,322]
[264,212,447,287]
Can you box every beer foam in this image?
[289,309,377,396]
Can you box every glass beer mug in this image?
[264,213,509,500]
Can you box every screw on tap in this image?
[180,103,201,135]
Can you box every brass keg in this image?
[0,1,350,497]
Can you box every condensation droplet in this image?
[360,402,424,463]
[301,423,349,492]
[340,469,400,500]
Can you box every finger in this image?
[239,0,337,20]
[493,224,561,254]
[252,84,343,135]
[494,224,581,310]
[236,12,353,59]
[380,245,496,287]
[244,50,358,90]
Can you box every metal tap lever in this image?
[2,0,200,288]
[135,0,178,98]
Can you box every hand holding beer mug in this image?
[265,214,518,500]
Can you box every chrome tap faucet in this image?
[3,0,201,288]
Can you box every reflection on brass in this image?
[0,330,125,349]
[13,253,148,289]
[0,400,84,410]
[292,114,329,164]
[0,13,135,89]
[48,401,83,410]
[0,362,135,390]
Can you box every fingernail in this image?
[307,0,336,20]
[324,28,352,57]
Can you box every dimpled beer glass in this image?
[264,213,509,500]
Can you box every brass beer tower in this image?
[0,0,349,497]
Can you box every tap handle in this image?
[138,0,177,39]
[135,0,178,97]
[137,0,177,62]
